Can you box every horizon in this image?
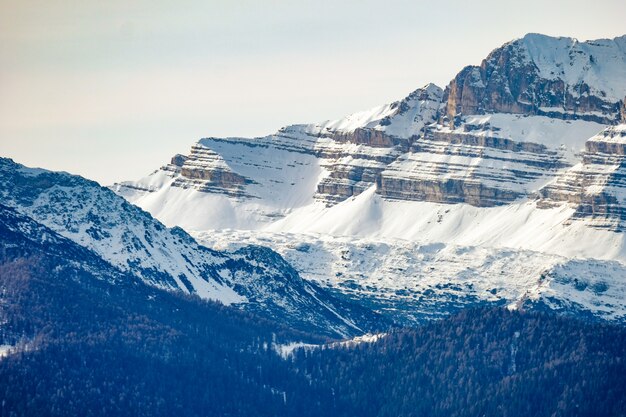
[1,0,625,185]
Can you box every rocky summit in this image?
[113,34,626,325]
[445,34,626,124]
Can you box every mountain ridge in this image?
[0,157,385,337]
[110,33,626,326]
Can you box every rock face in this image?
[310,84,444,204]
[375,118,570,206]
[538,125,626,230]
[445,34,626,124]
[163,143,252,197]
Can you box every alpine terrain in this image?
[2,31,626,417]
[114,34,626,325]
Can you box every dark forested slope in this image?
[295,308,626,417]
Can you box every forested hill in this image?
[294,308,626,417]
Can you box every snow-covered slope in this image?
[113,33,626,324]
[0,202,129,286]
[0,158,384,337]
[198,230,626,324]
[522,33,626,103]
[315,83,443,138]
[0,157,241,303]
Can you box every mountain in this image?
[0,203,333,416]
[446,34,626,124]
[2,31,625,417]
[0,158,384,337]
[113,34,626,325]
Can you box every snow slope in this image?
[520,33,626,102]
[313,83,443,138]
[0,158,242,303]
[195,228,626,324]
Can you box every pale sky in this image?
[1,0,625,185]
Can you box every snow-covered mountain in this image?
[0,158,383,337]
[114,34,626,324]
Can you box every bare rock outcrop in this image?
[444,34,626,125]
[537,126,626,230]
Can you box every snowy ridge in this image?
[312,83,443,138]
[0,158,242,304]
[196,230,626,324]
[0,158,385,337]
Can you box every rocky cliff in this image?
[375,117,572,206]
[307,83,444,204]
[444,34,626,124]
[538,125,626,230]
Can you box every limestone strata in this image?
[325,128,403,149]
[310,84,443,204]
[316,161,388,205]
[375,122,569,206]
[376,176,522,207]
[167,144,252,197]
[538,126,626,230]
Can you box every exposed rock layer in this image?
[538,126,626,230]
[444,34,626,125]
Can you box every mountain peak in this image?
[420,82,443,94]
[519,32,577,44]
[445,32,626,122]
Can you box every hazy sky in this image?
[1,0,625,185]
